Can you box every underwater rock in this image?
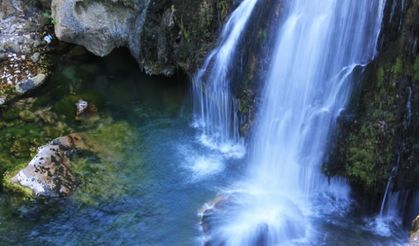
[411,215,419,246]
[10,134,87,197]
[75,99,88,115]
[199,195,230,235]
[15,73,46,94]
[0,96,5,105]
[75,99,98,122]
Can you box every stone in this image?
[43,34,53,44]
[10,134,87,197]
[51,0,134,56]
[30,52,40,63]
[411,215,419,246]
[32,39,41,48]
[15,73,46,94]
[0,96,5,105]
[75,99,88,116]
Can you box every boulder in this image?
[51,0,135,57]
[10,134,88,197]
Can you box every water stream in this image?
[192,0,258,157]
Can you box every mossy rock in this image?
[2,163,34,199]
[70,121,144,206]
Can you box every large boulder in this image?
[9,134,87,197]
[51,0,234,76]
[52,0,136,57]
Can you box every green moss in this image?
[391,57,403,75]
[2,163,33,199]
[413,56,419,81]
[71,121,143,206]
[53,95,78,119]
[377,67,385,86]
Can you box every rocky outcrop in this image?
[8,134,87,197]
[51,0,234,76]
[411,215,419,245]
[325,0,419,198]
[0,0,51,104]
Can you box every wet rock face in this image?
[411,215,419,245]
[10,134,87,197]
[324,0,419,197]
[51,0,234,76]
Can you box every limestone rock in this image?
[51,0,134,57]
[10,134,87,197]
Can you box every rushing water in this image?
[192,0,258,157]
[199,0,403,245]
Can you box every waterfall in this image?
[202,0,387,245]
[372,84,414,236]
[192,0,258,157]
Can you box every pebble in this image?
[31,52,40,63]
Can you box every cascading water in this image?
[202,0,387,245]
[192,0,258,157]
[370,84,414,236]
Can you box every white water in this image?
[204,0,387,245]
[192,0,258,158]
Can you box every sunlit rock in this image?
[9,134,88,197]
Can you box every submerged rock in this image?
[9,134,87,197]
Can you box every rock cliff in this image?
[52,0,234,76]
